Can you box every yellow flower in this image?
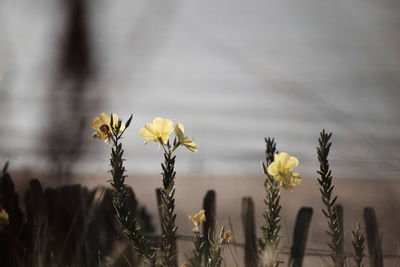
[0,209,9,225]
[188,209,206,232]
[175,123,198,152]
[267,152,301,190]
[91,113,125,142]
[180,263,191,267]
[139,117,174,145]
[223,230,234,243]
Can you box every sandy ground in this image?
[11,171,400,266]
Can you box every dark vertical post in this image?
[241,197,257,267]
[45,0,94,177]
[203,190,216,263]
[363,207,383,267]
[289,207,313,267]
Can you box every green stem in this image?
[352,223,365,267]
[317,130,344,267]
[160,143,178,267]
[188,233,205,267]
[109,122,156,266]
[260,138,281,267]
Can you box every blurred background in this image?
[0,0,400,181]
[1,0,400,266]
[1,0,400,179]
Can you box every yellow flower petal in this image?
[100,113,111,125]
[267,162,279,176]
[152,117,164,129]
[277,152,290,166]
[139,127,156,143]
[291,172,302,186]
[193,210,206,223]
[111,114,119,125]
[91,117,103,130]
[175,123,185,143]
[183,138,197,152]
[161,119,174,134]
[161,134,170,145]
[140,117,173,145]
[284,156,299,171]
[175,123,197,152]
[188,210,206,232]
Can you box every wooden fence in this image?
[198,190,387,267]
[0,171,391,266]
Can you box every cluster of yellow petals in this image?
[91,113,125,142]
[223,230,234,244]
[140,117,197,152]
[267,152,301,190]
[92,114,197,152]
[188,209,206,232]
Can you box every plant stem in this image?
[260,138,281,267]
[160,142,178,267]
[352,223,365,267]
[207,227,225,267]
[317,130,344,267]
[109,120,156,266]
[188,232,205,267]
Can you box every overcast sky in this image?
[1,0,400,179]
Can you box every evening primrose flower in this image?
[92,113,125,142]
[0,209,9,226]
[223,230,234,243]
[175,123,197,152]
[139,117,174,145]
[188,209,206,232]
[267,152,301,190]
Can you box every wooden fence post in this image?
[241,197,258,267]
[203,190,216,263]
[289,207,313,267]
[363,207,383,267]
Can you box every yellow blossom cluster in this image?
[223,230,234,243]
[188,209,206,232]
[91,113,125,143]
[267,152,301,190]
[91,114,197,152]
[140,117,197,152]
